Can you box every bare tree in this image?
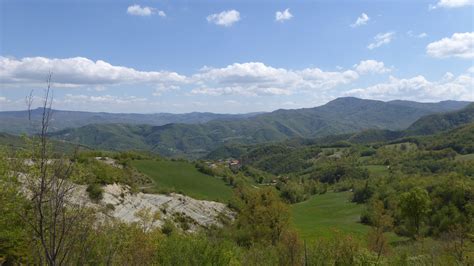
[22,74,92,265]
[25,89,34,121]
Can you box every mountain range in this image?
[35,97,471,157]
[0,108,262,135]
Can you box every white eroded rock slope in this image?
[72,183,233,231]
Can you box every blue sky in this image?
[1,0,473,113]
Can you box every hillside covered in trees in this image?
[1,98,473,264]
[42,98,472,157]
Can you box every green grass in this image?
[365,165,390,177]
[455,153,474,162]
[291,192,369,240]
[291,192,404,243]
[131,159,233,202]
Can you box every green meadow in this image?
[291,192,369,240]
[365,165,390,177]
[131,159,233,202]
[291,191,404,243]
[455,153,474,162]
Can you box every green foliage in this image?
[161,220,176,236]
[399,187,431,238]
[45,98,471,157]
[407,103,474,135]
[242,144,320,175]
[352,181,375,203]
[155,234,239,265]
[86,183,104,202]
[0,154,30,264]
[280,180,307,203]
[233,187,290,246]
[311,161,369,184]
[306,232,376,265]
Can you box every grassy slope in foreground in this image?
[291,192,404,243]
[131,160,233,202]
[291,192,368,239]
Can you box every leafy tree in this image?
[399,187,431,238]
[233,187,290,246]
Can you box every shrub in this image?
[86,183,104,202]
[161,220,175,236]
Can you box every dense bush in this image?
[86,183,104,201]
[311,163,369,184]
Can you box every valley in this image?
[1,97,473,264]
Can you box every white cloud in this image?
[206,10,240,27]
[350,13,370,27]
[63,94,147,105]
[157,10,166,17]
[346,69,474,101]
[0,56,186,87]
[127,5,165,17]
[0,57,362,97]
[431,0,474,9]
[152,84,180,96]
[441,72,455,82]
[353,60,391,74]
[368,32,395,50]
[426,32,474,59]
[275,8,293,22]
[407,31,428,38]
[191,86,292,96]
[190,62,359,96]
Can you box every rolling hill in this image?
[47,97,472,157]
[406,103,474,135]
[0,108,262,135]
[206,104,474,162]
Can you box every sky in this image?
[0,0,473,113]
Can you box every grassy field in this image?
[365,165,390,177]
[131,159,233,202]
[455,153,474,162]
[291,191,404,243]
[291,192,369,240]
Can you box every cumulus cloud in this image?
[152,84,180,96]
[353,60,391,74]
[127,5,165,17]
[345,69,474,101]
[275,8,293,22]
[430,0,474,9]
[206,10,240,27]
[426,32,474,59]
[190,62,359,96]
[368,32,395,50]
[350,13,370,27]
[0,56,186,87]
